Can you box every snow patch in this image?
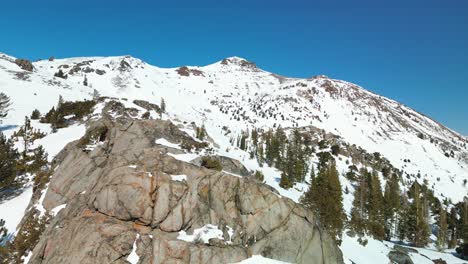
[155,138,181,149]
[177,224,230,244]
[232,255,292,264]
[171,174,187,182]
[50,204,67,216]
[126,234,140,264]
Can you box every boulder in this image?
[388,250,414,264]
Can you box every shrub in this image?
[331,144,340,156]
[141,111,150,119]
[180,140,208,152]
[254,170,264,182]
[200,157,222,171]
[417,132,425,139]
[54,69,67,79]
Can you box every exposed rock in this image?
[95,69,106,75]
[176,66,205,77]
[27,101,343,264]
[15,58,34,71]
[133,99,161,113]
[388,250,414,264]
[394,244,419,254]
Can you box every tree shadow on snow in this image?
[0,124,18,132]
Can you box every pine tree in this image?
[383,174,401,240]
[279,172,292,189]
[438,207,448,249]
[57,95,64,109]
[0,92,11,123]
[239,132,248,151]
[397,193,410,242]
[349,170,368,236]
[196,125,206,140]
[0,132,19,189]
[160,98,166,113]
[30,109,41,120]
[257,142,264,166]
[367,170,385,240]
[0,218,9,258]
[0,218,8,243]
[301,163,345,243]
[92,89,100,101]
[448,207,458,248]
[408,182,430,247]
[251,129,258,149]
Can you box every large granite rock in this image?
[27,107,343,264]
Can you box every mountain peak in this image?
[220,56,256,68]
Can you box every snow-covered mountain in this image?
[1,52,467,264]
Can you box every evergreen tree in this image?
[92,89,100,101]
[30,109,41,120]
[367,170,385,240]
[18,116,33,155]
[0,219,8,243]
[438,207,448,249]
[57,95,64,109]
[239,131,248,151]
[196,125,206,140]
[0,92,11,123]
[160,98,166,113]
[279,172,292,189]
[349,170,368,236]
[448,207,458,248]
[0,132,19,189]
[0,218,9,258]
[251,129,259,149]
[257,142,264,166]
[397,193,410,242]
[383,174,401,240]
[301,163,345,243]
[407,182,430,247]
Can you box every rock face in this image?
[27,104,343,264]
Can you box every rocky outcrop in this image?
[14,58,34,71]
[26,103,343,264]
[388,245,418,264]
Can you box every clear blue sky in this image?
[1,0,467,134]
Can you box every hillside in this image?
[0,52,467,264]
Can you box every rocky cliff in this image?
[25,101,343,264]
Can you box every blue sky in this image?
[1,0,467,134]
